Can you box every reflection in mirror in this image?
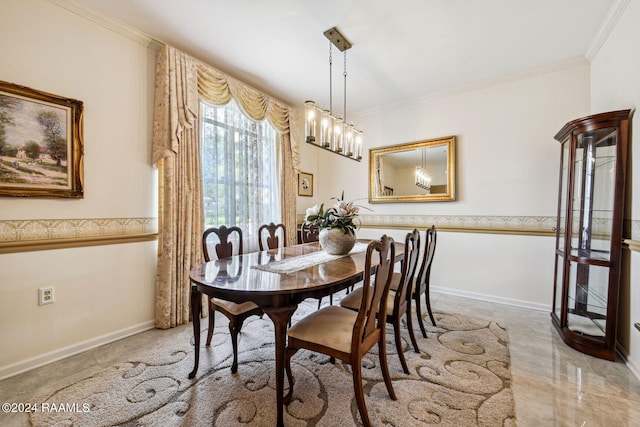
[369,136,456,203]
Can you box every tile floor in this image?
[1,292,639,426]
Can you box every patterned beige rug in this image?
[30,300,515,426]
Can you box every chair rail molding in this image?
[295,214,640,244]
[359,214,557,237]
[0,217,158,253]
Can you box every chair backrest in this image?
[393,229,421,311]
[202,225,243,262]
[258,222,286,251]
[414,225,437,296]
[353,235,395,348]
[300,222,319,243]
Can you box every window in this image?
[200,99,281,250]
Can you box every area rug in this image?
[29,300,515,426]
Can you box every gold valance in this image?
[152,44,300,172]
[196,62,293,136]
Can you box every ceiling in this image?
[68,0,616,117]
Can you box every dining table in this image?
[188,238,404,427]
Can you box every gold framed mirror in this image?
[369,135,456,203]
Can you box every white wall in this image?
[0,0,157,377]
[590,0,640,377]
[303,63,591,309]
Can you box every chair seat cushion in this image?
[340,287,362,310]
[211,298,259,315]
[340,287,397,314]
[287,305,357,354]
[389,272,401,291]
[390,272,418,298]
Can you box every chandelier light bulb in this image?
[304,101,317,143]
[334,118,343,152]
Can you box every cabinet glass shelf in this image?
[567,313,606,337]
[568,248,610,262]
[569,283,608,310]
[574,156,616,168]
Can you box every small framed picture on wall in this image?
[298,172,313,197]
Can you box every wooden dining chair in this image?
[341,229,421,373]
[412,225,438,335]
[284,235,397,427]
[300,222,319,243]
[258,222,286,251]
[389,225,438,340]
[202,225,263,373]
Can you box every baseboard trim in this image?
[623,355,640,382]
[615,342,640,381]
[0,320,156,380]
[432,286,550,312]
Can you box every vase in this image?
[319,227,356,255]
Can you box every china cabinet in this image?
[551,109,631,360]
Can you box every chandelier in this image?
[305,27,362,161]
[415,150,432,191]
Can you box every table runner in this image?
[251,242,369,275]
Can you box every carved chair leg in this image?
[405,304,421,353]
[351,362,371,427]
[377,337,397,401]
[425,290,437,327]
[317,293,334,308]
[206,304,216,346]
[283,347,297,404]
[229,320,243,373]
[393,319,409,374]
[414,294,428,338]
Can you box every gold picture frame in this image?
[298,172,313,196]
[369,135,456,203]
[0,80,84,198]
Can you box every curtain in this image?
[152,44,300,328]
[152,46,202,329]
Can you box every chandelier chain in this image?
[329,40,333,115]
[343,51,348,124]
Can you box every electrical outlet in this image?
[38,287,54,305]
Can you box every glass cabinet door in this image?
[570,128,617,261]
[566,262,610,337]
[565,127,617,339]
[553,141,570,322]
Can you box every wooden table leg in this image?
[188,284,202,379]
[262,305,297,427]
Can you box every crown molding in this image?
[48,0,163,51]
[585,0,631,61]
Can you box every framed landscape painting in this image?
[0,80,83,198]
